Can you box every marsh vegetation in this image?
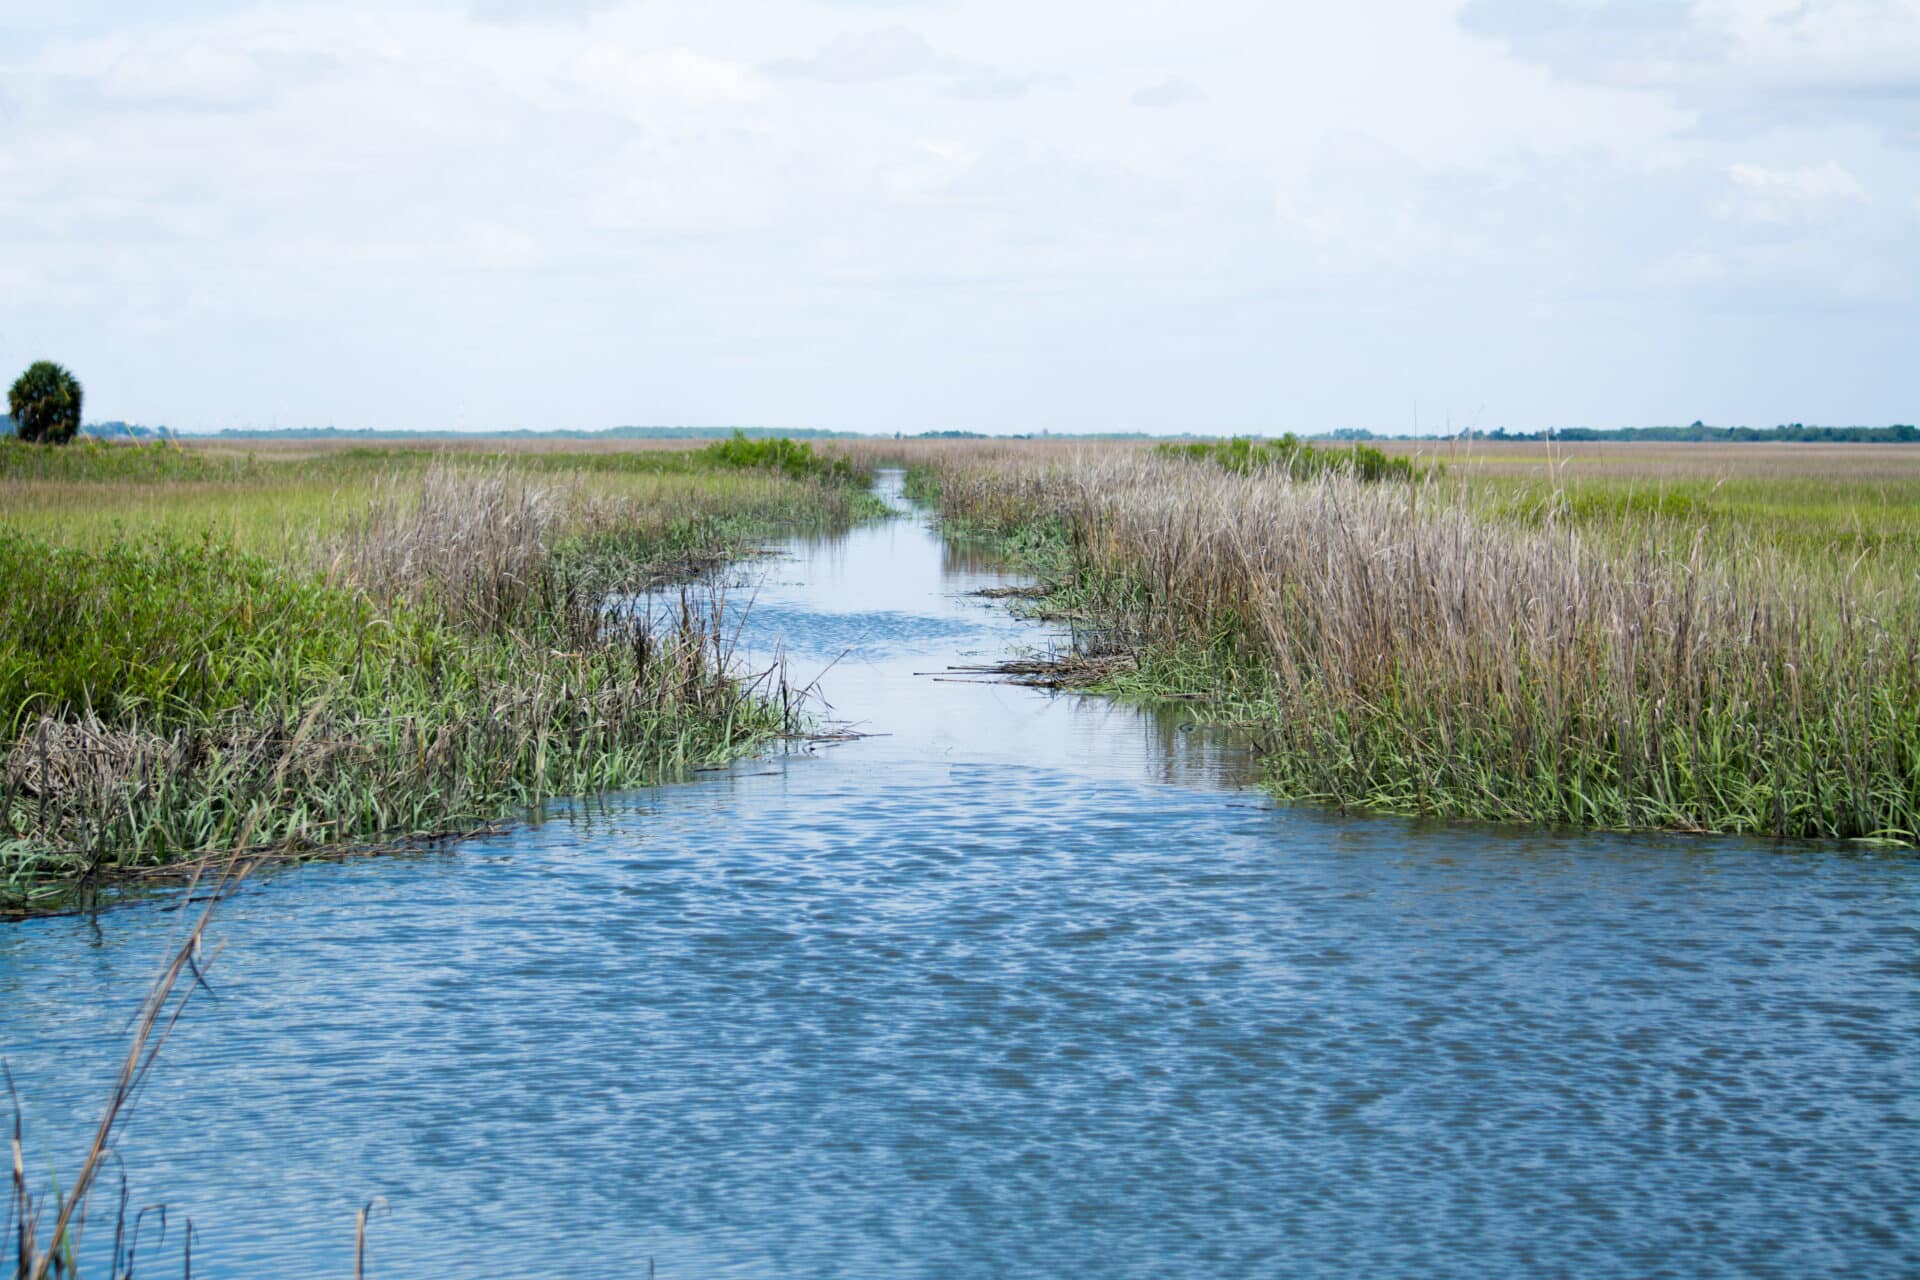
[858,436,1920,842]
[0,436,882,913]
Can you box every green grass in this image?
[0,438,889,555]
[1157,434,1429,482]
[697,430,864,484]
[1479,472,1920,571]
[0,530,397,730]
[0,435,257,482]
[0,440,886,913]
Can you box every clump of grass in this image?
[699,431,863,485]
[0,449,877,913]
[925,449,1920,843]
[1157,434,1429,483]
[321,461,564,633]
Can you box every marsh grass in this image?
[1,446,883,913]
[923,448,1920,842]
[0,437,887,556]
[696,431,862,484]
[1157,434,1428,482]
[0,532,779,912]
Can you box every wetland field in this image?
[3,434,1917,1278]
[872,435,1920,840]
[1,434,883,912]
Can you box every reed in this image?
[6,847,393,1278]
[920,447,1920,841]
[321,460,566,632]
[8,858,243,1278]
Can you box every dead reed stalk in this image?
[320,459,567,632]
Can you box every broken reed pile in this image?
[930,450,1920,841]
[0,460,797,912]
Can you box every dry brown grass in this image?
[320,460,568,632]
[1377,437,1920,482]
[823,436,1144,471]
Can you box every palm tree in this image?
[7,361,84,444]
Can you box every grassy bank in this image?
[1,437,882,913]
[903,441,1920,843]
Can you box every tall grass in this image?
[1157,434,1428,482]
[925,449,1920,842]
[1,449,878,913]
[322,461,565,632]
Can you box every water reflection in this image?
[706,470,1257,792]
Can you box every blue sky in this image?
[0,0,1914,433]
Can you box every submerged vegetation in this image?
[903,441,1920,843]
[0,439,881,913]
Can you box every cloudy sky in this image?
[1,0,1915,434]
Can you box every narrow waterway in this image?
[3,473,1916,1278]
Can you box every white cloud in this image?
[1717,161,1869,223]
[1130,75,1206,108]
[0,0,1913,433]
[1643,250,1729,288]
[941,70,1071,101]
[1462,0,1920,144]
[572,46,767,107]
[766,26,946,83]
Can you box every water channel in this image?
[3,473,1916,1277]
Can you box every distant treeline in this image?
[56,423,1179,442]
[27,420,1920,445]
[1452,423,1920,444]
[202,424,855,441]
[39,423,862,441]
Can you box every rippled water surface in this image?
[4,475,1917,1278]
